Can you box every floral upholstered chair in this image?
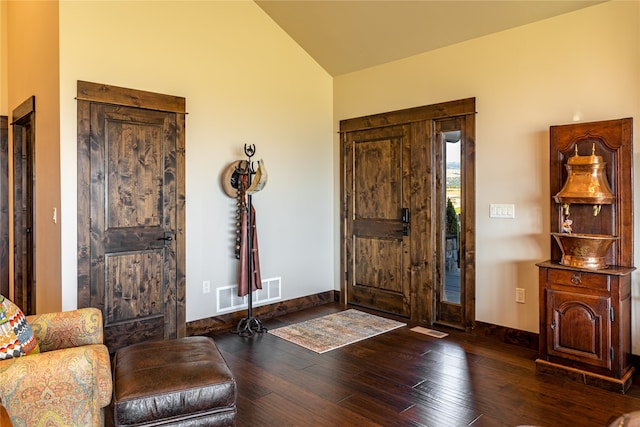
[0,306,112,427]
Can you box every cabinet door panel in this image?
[547,289,611,370]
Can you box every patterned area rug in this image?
[269,309,405,353]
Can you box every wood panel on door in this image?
[0,116,8,298]
[77,81,186,353]
[12,97,36,315]
[434,115,476,331]
[344,125,411,317]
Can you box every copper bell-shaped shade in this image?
[554,144,615,212]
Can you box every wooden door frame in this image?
[433,114,476,331]
[340,98,475,326]
[12,96,36,314]
[76,81,187,337]
[0,116,8,298]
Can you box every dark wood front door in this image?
[77,81,186,352]
[340,98,476,325]
[343,125,412,317]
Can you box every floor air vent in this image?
[216,277,281,313]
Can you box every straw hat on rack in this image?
[221,159,268,198]
[247,159,268,195]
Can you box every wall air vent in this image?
[216,277,281,313]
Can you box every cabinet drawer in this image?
[547,269,609,290]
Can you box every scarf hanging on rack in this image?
[238,205,262,297]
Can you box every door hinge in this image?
[610,306,615,322]
[610,346,614,361]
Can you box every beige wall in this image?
[58,1,334,320]
[5,0,640,352]
[1,0,7,116]
[335,1,640,348]
[6,0,61,313]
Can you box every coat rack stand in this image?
[234,144,267,337]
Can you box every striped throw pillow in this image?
[0,295,39,359]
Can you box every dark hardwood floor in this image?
[210,303,640,427]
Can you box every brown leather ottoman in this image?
[113,336,236,427]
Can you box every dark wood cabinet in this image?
[537,261,633,391]
[536,118,634,393]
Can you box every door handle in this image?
[402,208,410,224]
[402,208,410,236]
[158,232,174,244]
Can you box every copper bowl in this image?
[551,232,618,270]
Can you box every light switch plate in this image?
[490,203,515,219]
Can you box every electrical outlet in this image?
[515,288,525,303]
[203,280,211,294]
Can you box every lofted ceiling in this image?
[255,0,604,76]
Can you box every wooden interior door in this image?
[77,81,186,353]
[12,97,36,314]
[0,116,8,298]
[343,125,412,317]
